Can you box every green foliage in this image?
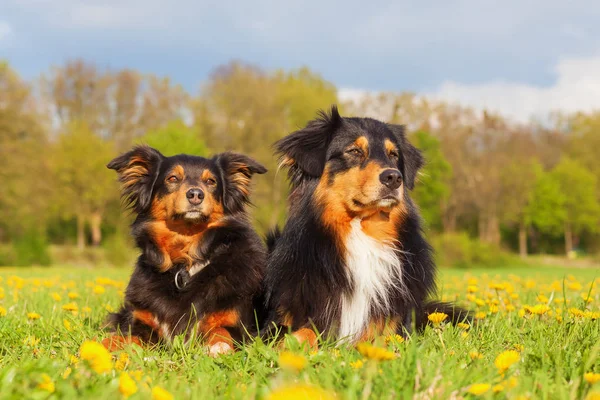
[142,120,208,156]
[550,157,600,235]
[530,171,567,235]
[102,231,136,267]
[432,232,515,268]
[411,131,452,231]
[11,228,52,266]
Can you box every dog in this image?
[102,145,267,356]
[263,106,468,348]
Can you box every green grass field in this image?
[0,266,599,400]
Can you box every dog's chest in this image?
[338,218,402,343]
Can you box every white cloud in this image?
[340,55,600,123]
[0,21,13,43]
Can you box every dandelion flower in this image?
[79,341,112,374]
[68,292,79,299]
[115,352,130,371]
[152,386,174,400]
[495,350,520,374]
[0,306,7,317]
[493,384,505,393]
[23,336,40,346]
[62,303,79,313]
[384,334,404,344]
[469,351,483,360]
[37,374,55,393]
[266,384,335,400]
[474,311,487,320]
[63,319,72,331]
[27,312,41,320]
[119,372,138,398]
[356,343,396,361]
[467,383,491,395]
[350,360,364,369]
[93,285,105,294]
[278,351,307,372]
[62,367,72,379]
[457,322,470,330]
[428,312,448,326]
[585,372,600,385]
[585,392,600,400]
[51,292,62,302]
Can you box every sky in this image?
[2,0,600,122]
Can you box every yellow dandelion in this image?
[63,319,72,332]
[586,392,600,400]
[467,383,491,395]
[350,359,364,369]
[526,304,550,315]
[93,285,105,295]
[115,352,130,371]
[37,374,55,393]
[62,367,72,379]
[79,341,112,374]
[356,343,396,361]
[51,292,62,302]
[569,308,585,318]
[474,311,487,320]
[568,282,582,291]
[467,285,479,293]
[129,370,144,382]
[266,384,335,400]
[23,336,40,346]
[0,306,7,317]
[495,350,520,374]
[457,322,470,330]
[119,372,138,398]
[68,292,79,299]
[585,372,600,385]
[27,312,41,320]
[489,305,499,314]
[152,386,174,400]
[82,306,92,314]
[384,334,405,344]
[469,351,483,360]
[62,302,79,313]
[278,351,307,372]
[70,355,80,365]
[475,298,486,307]
[506,304,516,312]
[536,294,549,303]
[585,311,600,320]
[493,384,505,393]
[489,282,506,291]
[461,331,469,339]
[427,312,448,325]
[104,304,115,312]
[506,376,518,388]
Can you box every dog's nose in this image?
[379,169,402,190]
[186,188,204,205]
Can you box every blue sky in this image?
[2,0,600,121]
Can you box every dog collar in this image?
[174,261,210,291]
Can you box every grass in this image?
[0,265,599,400]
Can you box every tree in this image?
[500,159,543,257]
[548,158,600,254]
[142,120,208,156]
[410,130,452,231]
[52,122,116,249]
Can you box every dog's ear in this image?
[387,124,424,190]
[107,145,164,213]
[275,105,342,183]
[215,152,267,214]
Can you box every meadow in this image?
[0,266,599,400]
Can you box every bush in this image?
[12,229,52,266]
[0,244,17,266]
[432,232,515,268]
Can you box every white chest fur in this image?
[338,218,403,343]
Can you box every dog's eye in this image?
[389,151,399,160]
[206,178,217,186]
[346,148,363,157]
[167,175,179,183]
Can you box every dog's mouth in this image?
[173,211,209,223]
[352,195,400,210]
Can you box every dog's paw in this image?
[208,341,233,357]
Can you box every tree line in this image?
[1,59,599,266]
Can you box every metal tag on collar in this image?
[174,269,189,290]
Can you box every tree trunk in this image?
[518,221,528,258]
[77,215,85,250]
[564,221,573,255]
[90,212,102,246]
[478,213,487,242]
[487,213,500,246]
[442,204,456,233]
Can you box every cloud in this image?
[340,55,600,123]
[0,21,13,43]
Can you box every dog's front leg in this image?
[198,310,240,357]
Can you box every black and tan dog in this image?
[103,145,266,356]
[264,106,467,348]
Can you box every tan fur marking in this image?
[198,310,240,348]
[359,317,399,342]
[384,139,398,155]
[291,328,318,350]
[354,136,369,155]
[132,310,160,331]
